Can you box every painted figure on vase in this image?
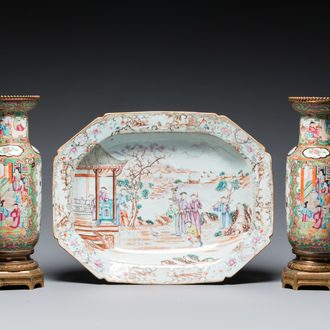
[0,200,9,228]
[313,205,325,230]
[325,181,330,205]
[12,167,21,192]
[15,118,25,132]
[10,203,21,229]
[316,168,327,205]
[307,121,321,138]
[15,178,27,204]
[0,119,10,136]
[299,201,312,229]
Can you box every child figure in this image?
[186,221,203,246]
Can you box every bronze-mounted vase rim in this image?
[292,248,330,260]
[0,249,34,258]
[0,95,40,101]
[288,96,330,104]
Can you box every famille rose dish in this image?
[52,112,273,284]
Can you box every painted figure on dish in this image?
[116,188,127,225]
[166,198,179,235]
[120,207,129,226]
[190,193,202,233]
[174,191,189,236]
[213,197,231,229]
[186,221,203,246]
[99,187,109,202]
[88,194,96,222]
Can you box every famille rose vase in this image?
[0,95,43,290]
[283,96,330,290]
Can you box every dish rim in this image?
[52,111,274,284]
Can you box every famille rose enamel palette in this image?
[52,112,273,284]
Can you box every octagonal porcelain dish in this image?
[53,111,273,284]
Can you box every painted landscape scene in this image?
[72,133,253,263]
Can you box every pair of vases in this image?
[0,95,329,289]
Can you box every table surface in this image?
[1,261,328,330]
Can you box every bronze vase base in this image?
[0,250,44,290]
[282,249,330,290]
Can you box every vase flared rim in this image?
[0,95,40,101]
[288,96,330,104]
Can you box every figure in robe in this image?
[307,121,321,138]
[299,201,312,229]
[190,193,202,233]
[120,208,128,226]
[116,189,127,225]
[19,209,25,228]
[15,119,25,131]
[10,203,21,229]
[0,119,11,136]
[20,179,28,203]
[99,187,110,218]
[166,198,179,235]
[88,194,96,222]
[186,221,203,246]
[174,192,189,235]
[213,197,231,228]
[12,168,21,192]
[0,200,9,228]
[313,205,324,230]
[325,181,330,206]
[15,179,27,204]
[316,168,327,203]
[99,187,109,202]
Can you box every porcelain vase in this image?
[0,95,43,289]
[283,96,330,290]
